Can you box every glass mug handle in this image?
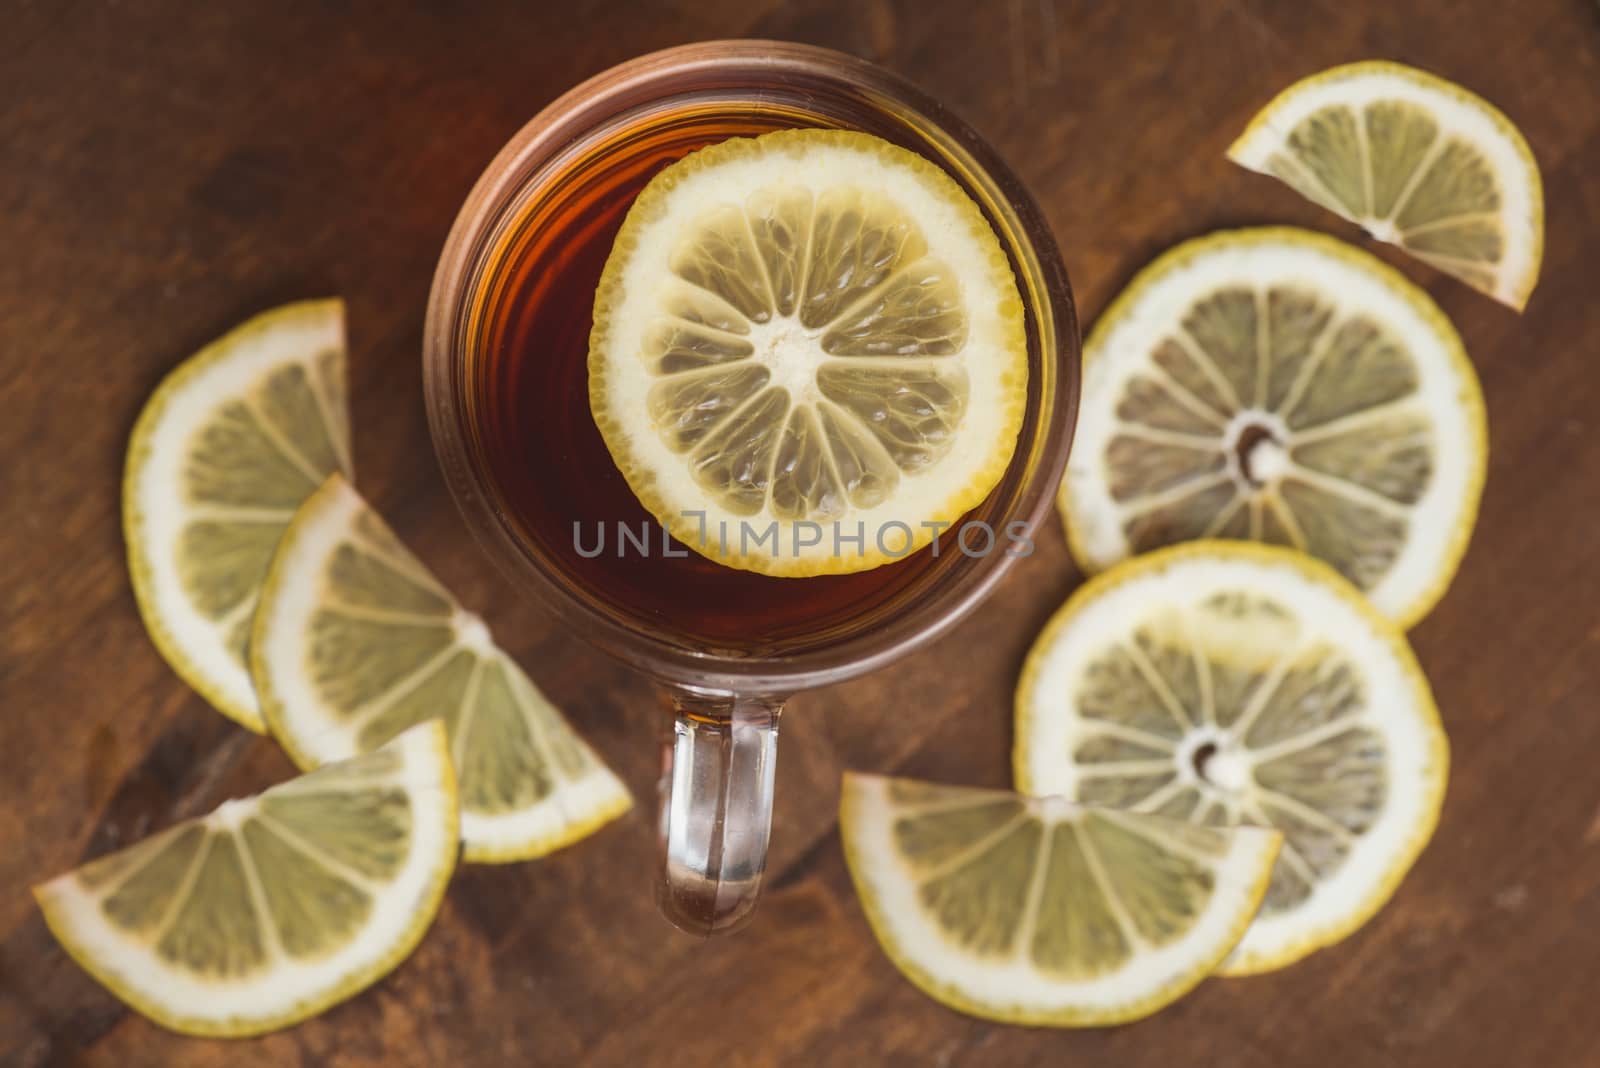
[657,691,783,936]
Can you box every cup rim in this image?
[423,39,1079,694]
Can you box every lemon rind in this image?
[462,776,633,865]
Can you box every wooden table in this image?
[4,3,1598,1065]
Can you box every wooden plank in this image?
[2,1,1597,1064]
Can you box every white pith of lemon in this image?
[588,129,1027,576]
[34,720,457,1037]
[1228,61,1543,310]
[124,299,352,731]
[252,474,631,863]
[1015,542,1449,975]
[1060,227,1486,627]
[840,773,1280,1024]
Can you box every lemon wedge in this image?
[1228,61,1543,309]
[252,474,631,863]
[35,721,456,1037]
[841,773,1279,1023]
[125,299,352,730]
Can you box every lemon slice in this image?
[125,299,353,731]
[1060,228,1485,627]
[34,720,456,1037]
[1228,61,1543,310]
[589,129,1027,576]
[252,473,630,862]
[840,773,1279,1024]
[1015,542,1449,975]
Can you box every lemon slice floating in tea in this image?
[840,773,1279,1025]
[1228,61,1543,310]
[34,720,456,1037]
[1014,542,1449,975]
[588,129,1027,576]
[252,474,631,863]
[1060,228,1485,626]
[125,299,352,731]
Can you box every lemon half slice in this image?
[1228,61,1543,310]
[252,474,631,862]
[841,773,1279,1025]
[1060,228,1485,627]
[125,299,352,731]
[34,720,456,1037]
[1015,542,1449,974]
[589,129,1027,576]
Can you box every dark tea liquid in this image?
[466,104,964,650]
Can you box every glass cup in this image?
[423,40,1079,935]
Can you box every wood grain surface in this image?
[4,2,1599,1065]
